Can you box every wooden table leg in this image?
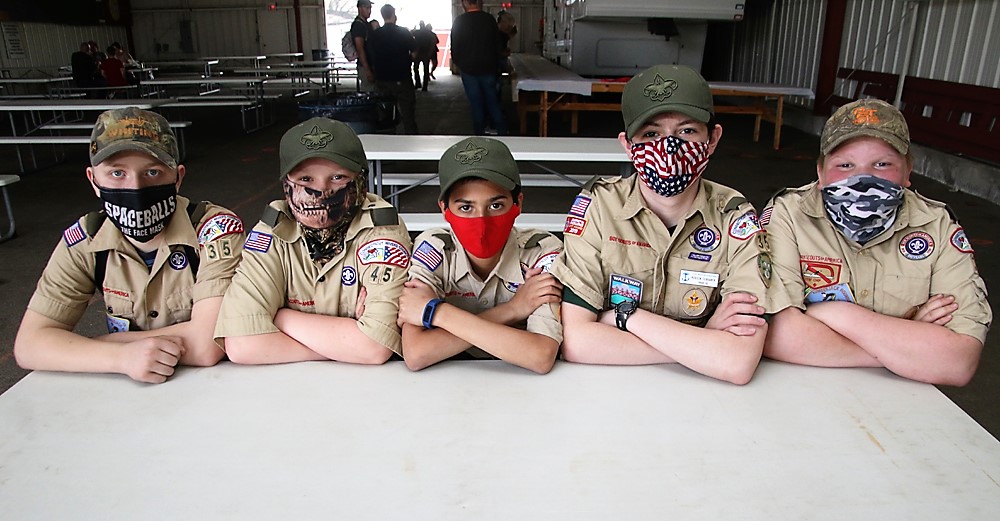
[518,96,528,135]
[773,95,784,150]
[540,91,548,137]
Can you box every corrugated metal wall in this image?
[732,0,1000,108]
[0,23,127,75]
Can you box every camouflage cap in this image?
[438,137,520,201]
[821,99,910,156]
[279,117,368,178]
[90,107,179,169]
[622,64,714,140]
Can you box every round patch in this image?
[504,280,521,293]
[899,232,934,260]
[689,225,721,252]
[682,288,709,317]
[341,266,357,286]
[950,228,973,253]
[168,251,188,270]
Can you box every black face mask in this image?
[97,183,178,243]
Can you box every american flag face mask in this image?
[631,135,711,198]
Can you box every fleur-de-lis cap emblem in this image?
[642,74,679,102]
[455,142,489,164]
[300,125,334,150]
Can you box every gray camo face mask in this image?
[821,174,903,245]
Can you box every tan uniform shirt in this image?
[214,194,411,354]
[28,196,245,332]
[408,227,564,358]
[551,177,785,324]
[762,182,992,343]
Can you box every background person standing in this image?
[351,0,376,92]
[369,4,419,134]
[450,0,507,136]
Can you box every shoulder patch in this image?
[371,206,399,226]
[950,228,973,253]
[568,195,592,218]
[758,206,773,226]
[412,240,444,271]
[244,231,273,253]
[532,251,560,273]
[564,216,587,236]
[63,221,87,247]
[729,210,761,240]
[197,213,245,245]
[357,239,410,268]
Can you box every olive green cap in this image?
[438,137,520,200]
[622,64,713,140]
[279,117,368,177]
[90,107,179,169]
[821,99,910,156]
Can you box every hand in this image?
[905,294,957,325]
[505,267,563,321]
[120,336,185,384]
[355,286,368,318]
[705,292,766,336]
[397,279,439,327]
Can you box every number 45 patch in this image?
[368,265,395,285]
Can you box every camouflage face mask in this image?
[821,174,903,245]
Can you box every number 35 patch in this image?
[203,238,234,261]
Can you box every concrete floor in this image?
[1,73,996,438]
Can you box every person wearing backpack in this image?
[350,0,376,92]
[14,108,245,383]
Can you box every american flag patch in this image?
[568,195,591,218]
[412,240,443,271]
[63,222,86,246]
[759,207,773,226]
[244,231,273,253]
[358,239,410,268]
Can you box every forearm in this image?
[401,322,475,371]
[763,307,880,368]
[14,310,130,375]
[224,331,327,365]
[96,298,225,366]
[628,310,764,385]
[430,303,558,374]
[561,310,674,366]
[276,309,393,365]
[809,302,983,385]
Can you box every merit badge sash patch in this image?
[244,231,273,253]
[568,196,592,218]
[609,274,642,307]
[804,282,856,305]
[197,213,244,245]
[689,225,721,252]
[564,216,587,236]
[358,239,410,268]
[63,222,87,247]
[729,210,761,240]
[950,228,973,253]
[412,240,443,271]
[168,250,189,270]
[800,256,842,290]
[532,251,560,273]
[899,232,934,260]
[679,269,720,288]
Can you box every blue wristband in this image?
[421,298,444,329]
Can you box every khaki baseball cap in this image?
[279,117,368,178]
[821,99,910,156]
[622,64,714,140]
[90,107,179,169]
[438,137,520,200]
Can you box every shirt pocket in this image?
[103,288,136,320]
[880,274,931,318]
[166,284,194,324]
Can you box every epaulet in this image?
[83,210,105,237]
[767,187,792,204]
[522,232,552,249]
[581,175,601,192]
[187,200,208,224]
[722,196,748,213]
[260,204,282,228]
[432,232,454,251]
[370,206,399,226]
[909,189,954,221]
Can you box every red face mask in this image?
[444,204,521,259]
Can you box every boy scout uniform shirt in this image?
[214,194,411,355]
[28,196,245,331]
[551,176,787,323]
[408,227,564,359]
[762,182,992,343]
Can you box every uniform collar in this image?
[617,176,711,224]
[86,195,197,252]
[451,228,523,285]
[268,193,386,244]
